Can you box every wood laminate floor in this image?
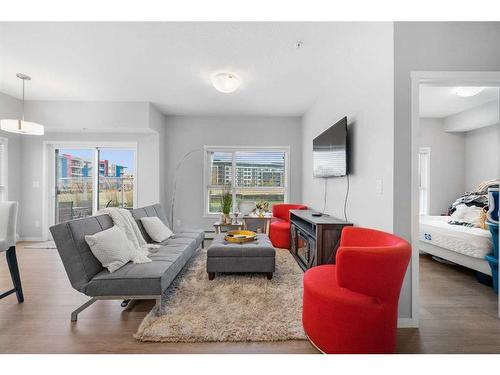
[0,244,499,353]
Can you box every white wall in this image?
[301,24,394,232]
[394,22,500,322]
[419,118,465,215]
[148,103,168,213]
[465,124,500,191]
[24,100,151,133]
[164,115,302,231]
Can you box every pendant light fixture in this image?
[1,73,44,135]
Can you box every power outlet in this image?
[176,219,181,227]
[35,220,40,228]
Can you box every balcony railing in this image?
[56,176,134,223]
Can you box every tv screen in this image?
[313,117,348,177]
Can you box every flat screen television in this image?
[313,117,348,177]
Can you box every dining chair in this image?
[0,201,24,303]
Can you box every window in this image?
[418,147,430,216]
[204,147,289,215]
[53,145,136,224]
[0,138,7,201]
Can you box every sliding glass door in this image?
[97,149,135,210]
[54,146,136,224]
[55,148,94,223]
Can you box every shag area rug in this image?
[134,247,307,343]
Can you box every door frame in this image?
[418,147,431,216]
[411,71,500,325]
[43,141,138,240]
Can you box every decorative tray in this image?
[224,230,257,244]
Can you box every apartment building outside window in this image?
[204,146,289,215]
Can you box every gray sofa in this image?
[50,204,204,321]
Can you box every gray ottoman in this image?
[207,233,276,280]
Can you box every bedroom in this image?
[418,84,500,325]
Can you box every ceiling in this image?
[420,85,499,118]
[0,22,380,116]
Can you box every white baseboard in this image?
[19,237,45,242]
[397,318,418,328]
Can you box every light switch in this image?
[376,179,383,194]
[32,180,40,188]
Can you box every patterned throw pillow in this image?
[85,226,151,273]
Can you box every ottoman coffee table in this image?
[207,233,276,280]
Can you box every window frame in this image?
[203,145,290,217]
[418,147,431,216]
[0,137,7,201]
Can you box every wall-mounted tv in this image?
[313,117,348,177]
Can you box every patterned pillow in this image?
[85,226,151,273]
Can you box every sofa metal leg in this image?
[71,298,97,322]
[5,246,24,303]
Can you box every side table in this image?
[213,221,244,234]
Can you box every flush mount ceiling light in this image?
[455,86,485,97]
[1,73,44,135]
[211,72,241,93]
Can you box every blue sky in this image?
[59,148,135,173]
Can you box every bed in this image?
[419,215,493,275]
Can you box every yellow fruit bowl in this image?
[224,230,257,244]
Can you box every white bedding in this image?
[420,216,493,259]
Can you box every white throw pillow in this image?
[140,216,173,242]
[85,226,151,273]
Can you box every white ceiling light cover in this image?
[0,119,44,135]
[211,72,241,93]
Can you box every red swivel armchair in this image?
[302,226,411,354]
[269,204,307,249]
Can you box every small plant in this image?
[221,184,232,215]
[252,200,269,217]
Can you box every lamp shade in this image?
[1,119,45,135]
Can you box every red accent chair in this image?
[269,204,307,249]
[302,226,411,354]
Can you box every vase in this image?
[223,213,232,224]
[256,209,265,218]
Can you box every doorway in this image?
[46,143,137,230]
[411,71,500,325]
